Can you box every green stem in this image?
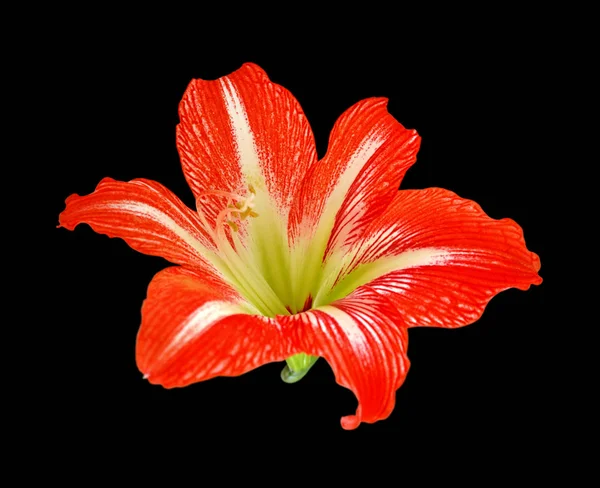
[280,353,319,384]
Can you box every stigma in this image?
[196,185,259,247]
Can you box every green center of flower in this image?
[195,186,289,317]
[196,185,330,317]
[195,184,364,382]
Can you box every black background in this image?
[44,27,551,453]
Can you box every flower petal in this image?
[137,267,296,387]
[176,62,317,223]
[327,188,542,328]
[282,287,410,430]
[58,177,214,269]
[289,97,420,249]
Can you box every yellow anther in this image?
[239,207,253,220]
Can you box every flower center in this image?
[195,186,294,317]
[194,184,362,323]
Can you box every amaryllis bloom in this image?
[59,63,541,429]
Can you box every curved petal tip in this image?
[341,415,360,430]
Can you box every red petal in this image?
[137,267,296,387]
[58,177,214,269]
[176,63,317,224]
[281,287,410,430]
[289,98,420,247]
[345,188,542,328]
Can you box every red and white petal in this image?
[176,62,317,225]
[282,287,410,430]
[333,188,542,328]
[137,267,296,387]
[289,97,420,248]
[59,177,215,269]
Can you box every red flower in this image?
[58,63,541,429]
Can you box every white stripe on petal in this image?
[319,305,368,353]
[220,78,262,183]
[324,131,385,227]
[103,201,206,255]
[324,247,452,304]
[161,301,242,361]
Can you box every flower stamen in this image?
[196,187,258,244]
